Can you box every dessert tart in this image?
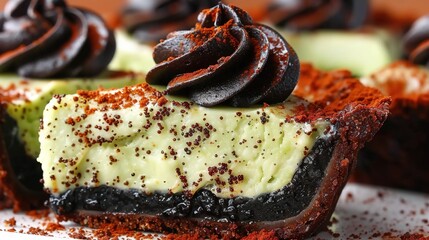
[353,15,429,192]
[369,0,429,33]
[121,0,217,45]
[267,0,400,77]
[111,0,219,74]
[107,30,155,74]
[0,0,145,211]
[38,4,390,239]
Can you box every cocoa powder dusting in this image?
[365,61,429,118]
[291,64,390,123]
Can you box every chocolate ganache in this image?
[268,0,369,30]
[122,0,217,44]
[0,0,115,78]
[146,3,300,107]
[403,15,429,68]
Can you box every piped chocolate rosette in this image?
[122,0,217,44]
[403,15,429,68]
[38,3,390,239]
[146,3,300,107]
[268,0,369,30]
[0,0,115,78]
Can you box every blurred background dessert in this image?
[0,0,146,211]
[2,0,424,76]
[1,0,427,28]
[353,14,429,192]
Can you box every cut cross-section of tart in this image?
[37,3,390,239]
[38,65,389,239]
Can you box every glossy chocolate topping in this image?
[146,3,300,107]
[268,0,369,30]
[403,15,429,68]
[122,0,217,44]
[0,0,115,78]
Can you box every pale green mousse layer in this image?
[0,73,145,158]
[38,84,334,198]
[281,30,400,77]
[108,30,155,73]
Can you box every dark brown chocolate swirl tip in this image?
[122,0,217,44]
[0,0,115,78]
[146,3,300,107]
[403,15,429,68]
[268,0,369,30]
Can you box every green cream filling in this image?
[0,74,145,158]
[38,85,334,198]
[280,29,400,77]
[108,30,156,73]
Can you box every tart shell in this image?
[52,64,390,239]
[353,61,429,192]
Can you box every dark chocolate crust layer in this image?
[52,65,391,239]
[50,137,337,222]
[0,109,47,211]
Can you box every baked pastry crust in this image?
[353,61,429,192]
[51,64,390,239]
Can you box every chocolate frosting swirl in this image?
[268,0,369,30]
[403,15,429,68]
[146,3,300,107]
[0,0,115,78]
[122,0,217,44]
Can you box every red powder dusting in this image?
[45,222,65,232]
[291,64,390,123]
[90,223,154,239]
[87,24,103,54]
[3,217,16,227]
[25,210,51,220]
[77,83,166,115]
[26,227,49,236]
[68,228,88,239]
[341,159,350,167]
[368,61,429,119]
[164,233,207,240]
[0,81,36,103]
[241,230,279,240]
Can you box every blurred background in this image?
[0,0,428,27]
